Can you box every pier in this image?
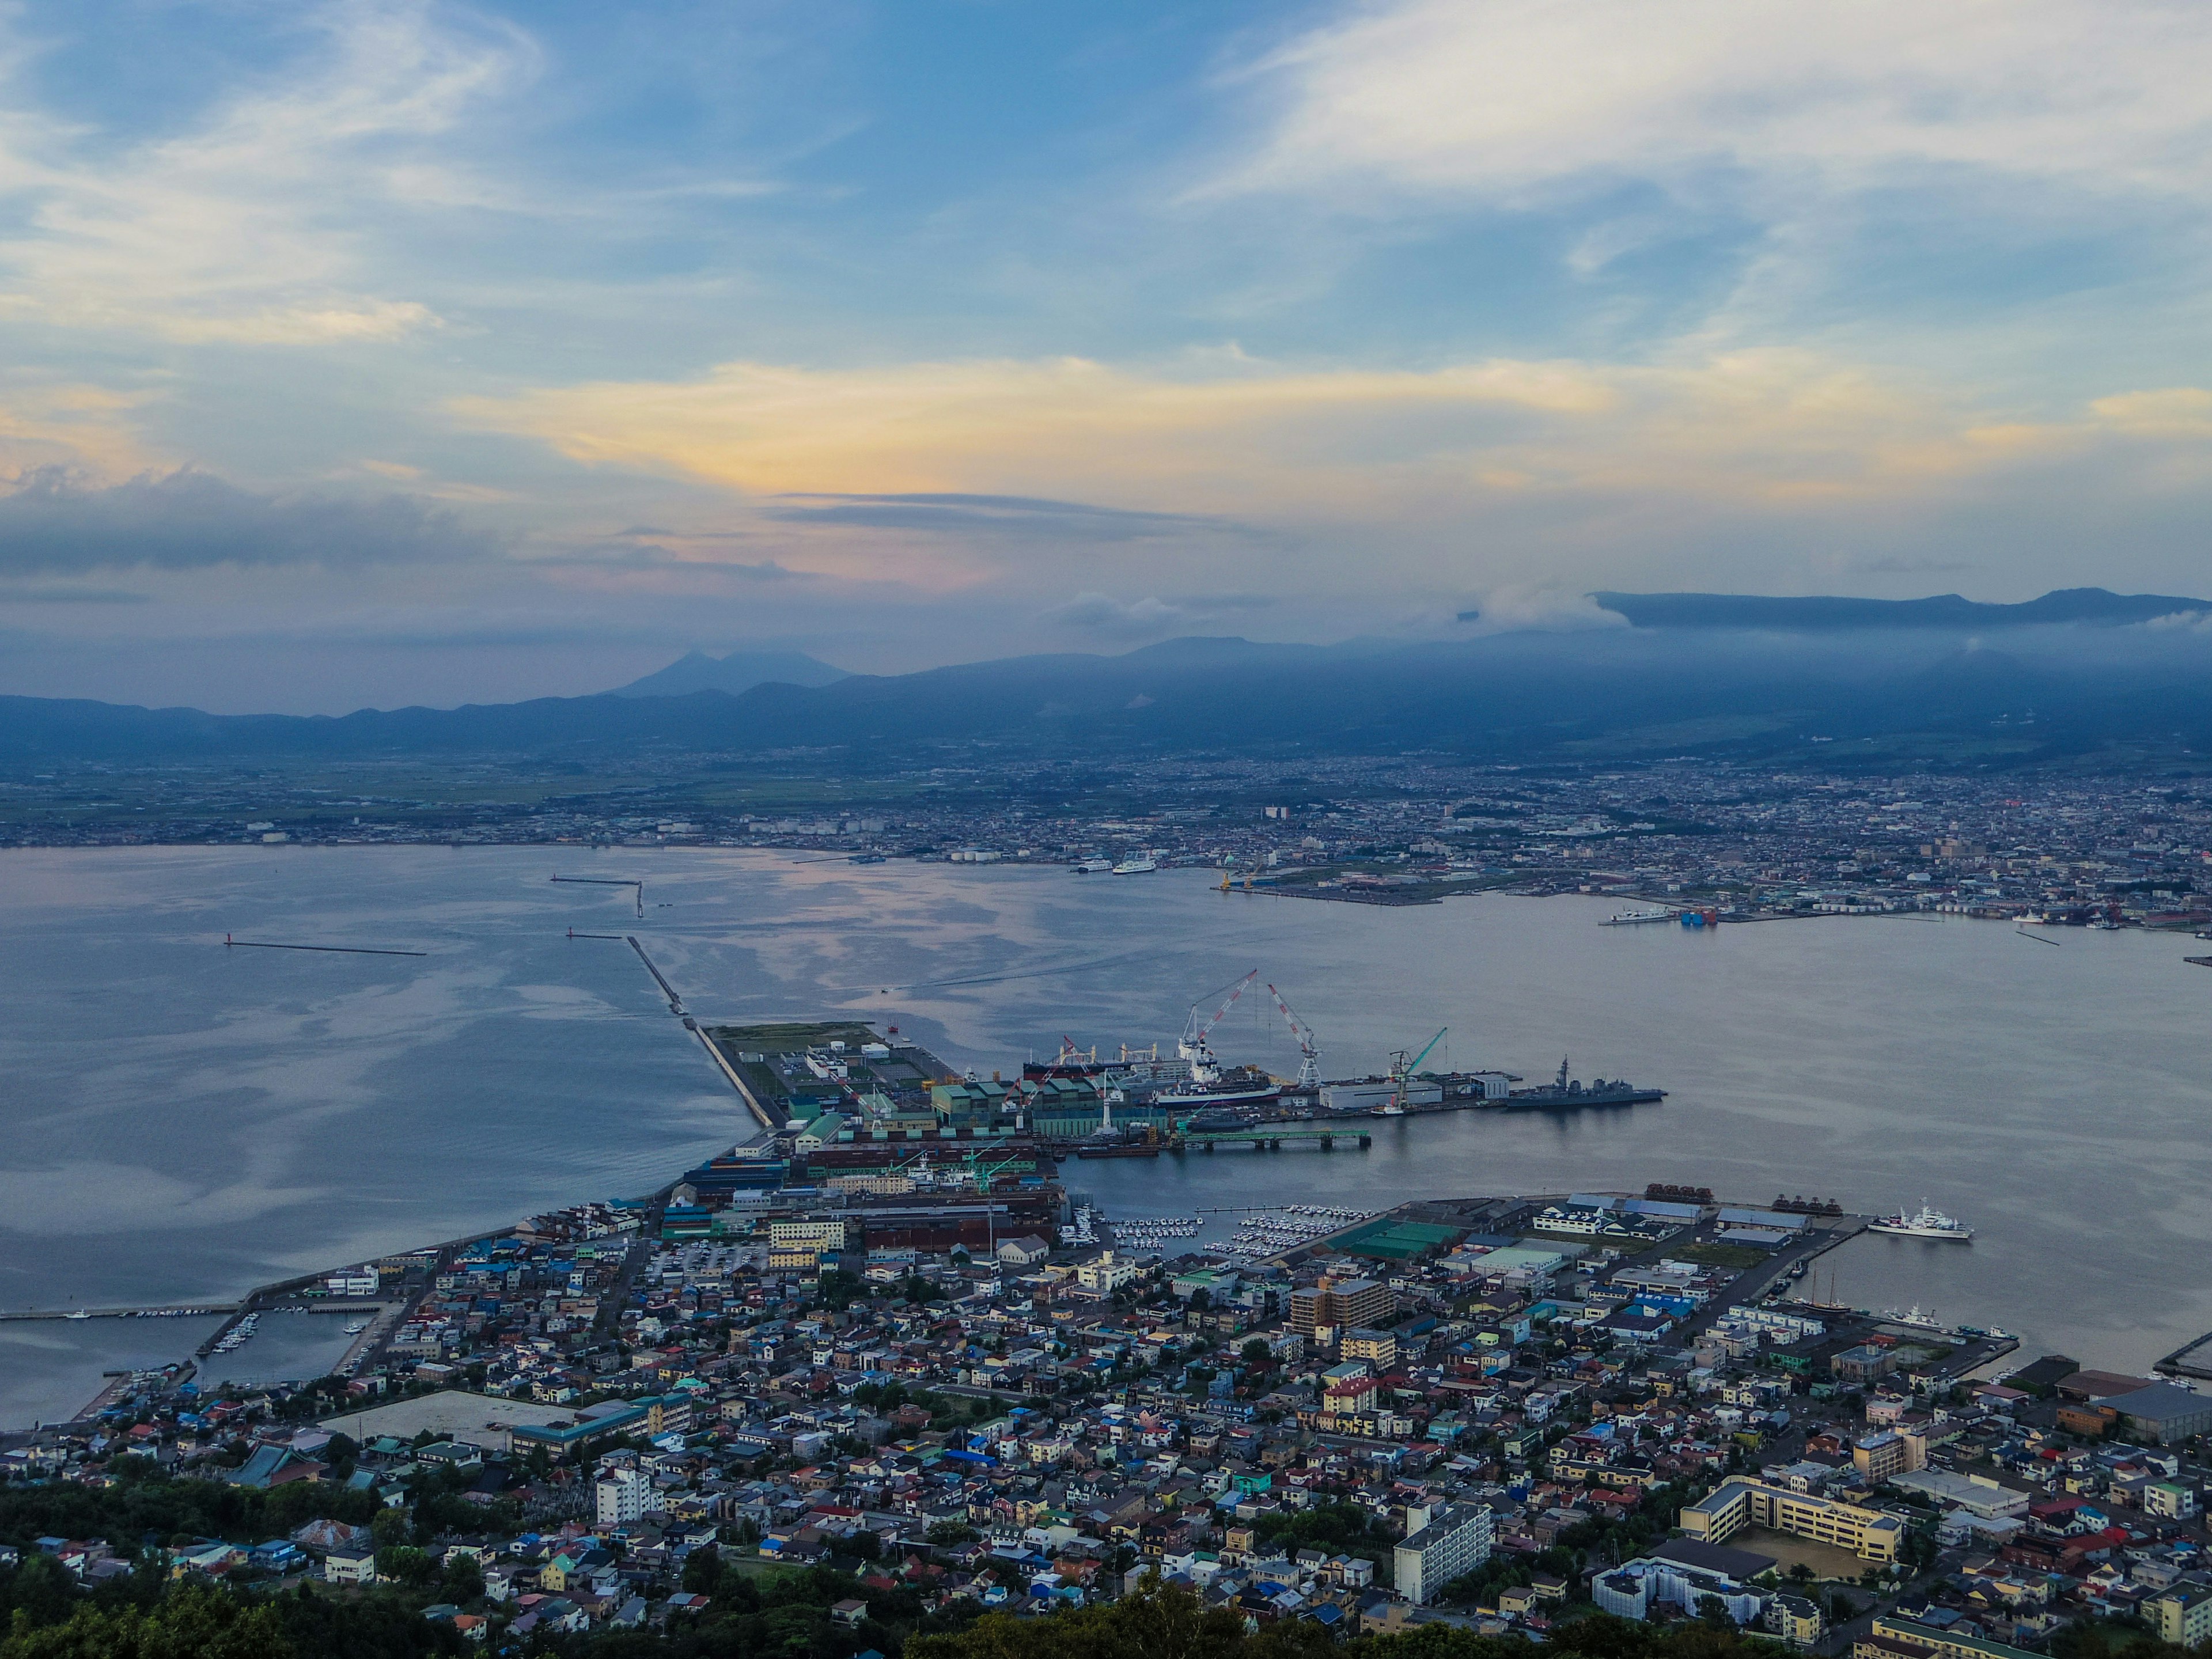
[0,1302,235,1323]
[2156,1330,2212,1381]
[1171,1124,1372,1152]
[222,937,426,957]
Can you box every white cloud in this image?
[0,1,532,343]
[1228,0,2212,207]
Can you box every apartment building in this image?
[1680,1478,1905,1562]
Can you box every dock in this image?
[1171,1123,1372,1152]
[0,1302,236,1323]
[2156,1330,2212,1381]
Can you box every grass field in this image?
[1667,1243,1774,1271]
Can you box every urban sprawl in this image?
[13,758,2212,930]
[9,1020,2212,1659]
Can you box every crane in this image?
[1177,969,1259,1084]
[1387,1027,1448,1114]
[1266,982,1322,1089]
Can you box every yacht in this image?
[1869,1200,1972,1241]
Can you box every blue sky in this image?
[2,0,2211,711]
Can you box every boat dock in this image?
[0,1302,236,1323]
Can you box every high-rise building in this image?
[1290,1275,1393,1338]
[1393,1503,1492,1606]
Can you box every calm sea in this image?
[3,847,2207,1425]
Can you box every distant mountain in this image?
[609,648,848,697]
[13,603,2212,767]
[1590,586,2208,630]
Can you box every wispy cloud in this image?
[1225,1,2212,207]
[0,1,532,344]
[770,491,1249,541]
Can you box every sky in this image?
[3,0,2212,712]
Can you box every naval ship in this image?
[1505,1056,1666,1109]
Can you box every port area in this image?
[1230,1188,2018,1382]
[687,1018,1662,1170]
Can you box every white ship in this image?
[1073,858,1113,873]
[1599,908,1675,926]
[1111,858,1158,874]
[343,1319,371,1335]
[1883,1305,1946,1330]
[1869,1200,1972,1241]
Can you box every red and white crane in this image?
[1177,968,1259,1084]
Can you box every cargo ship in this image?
[1600,908,1675,925]
[1504,1056,1665,1109]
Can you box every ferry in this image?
[1073,858,1113,873]
[1869,1200,1973,1241]
[1600,908,1675,926]
[1111,858,1158,875]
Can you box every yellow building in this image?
[1855,1616,2043,1659]
[2149,1588,2212,1649]
[1680,1478,1904,1562]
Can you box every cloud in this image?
[1457,589,1632,633]
[0,584,147,604]
[1845,555,1981,575]
[1043,592,1192,638]
[455,346,2158,529]
[0,1,529,344]
[0,467,494,574]
[770,492,1247,541]
[1225,0,2212,207]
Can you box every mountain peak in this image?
[609,648,849,698]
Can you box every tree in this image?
[368,1508,411,1548]
[439,1554,484,1604]
[681,1546,722,1596]
[373,1544,435,1587]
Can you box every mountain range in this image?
[7,588,2212,767]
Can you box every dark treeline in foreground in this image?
[2,1564,2207,1659]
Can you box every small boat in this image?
[66,1309,92,1321]
[343,1319,370,1335]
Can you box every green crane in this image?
[1388,1027,1448,1113]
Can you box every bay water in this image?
[3,847,2207,1426]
